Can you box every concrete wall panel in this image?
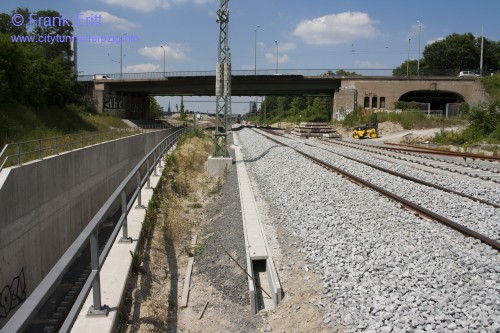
[0,129,173,314]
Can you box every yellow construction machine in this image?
[352,113,378,139]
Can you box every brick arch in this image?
[398,89,465,112]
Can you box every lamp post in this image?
[417,21,421,76]
[254,25,260,76]
[407,38,411,77]
[120,33,127,80]
[275,40,279,74]
[160,45,166,76]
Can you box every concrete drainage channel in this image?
[233,130,282,314]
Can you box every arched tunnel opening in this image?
[399,90,464,113]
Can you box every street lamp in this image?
[407,38,411,77]
[275,40,279,74]
[254,25,260,76]
[417,21,421,76]
[160,45,166,76]
[120,33,127,80]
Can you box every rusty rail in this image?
[256,129,500,252]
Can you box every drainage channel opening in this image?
[252,259,273,312]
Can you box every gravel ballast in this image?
[237,128,500,333]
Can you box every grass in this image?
[481,75,500,99]
[161,127,218,250]
[340,109,467,130]
[0,102,139,168]
[0,101,130,147]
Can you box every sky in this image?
[1,0,499,114]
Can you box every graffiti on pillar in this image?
[0,268,27,318]
[104,95,125,117]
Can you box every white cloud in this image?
[355,60,386,69]
[426,37,444,45]
[292,11,379,45]
[265,52,289,64]
[125,63,160,72]
[80,10,139,30]
[276,42,296,52]
[138,44,188,61]
[100,0,213,12]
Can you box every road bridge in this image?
[84,71,491,118]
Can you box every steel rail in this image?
[255,129,500,252]
[303,143,500,209]
[375,141,500,162]
[327,139,500,181]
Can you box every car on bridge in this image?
[458,71,480,78]
[93,74,113,80]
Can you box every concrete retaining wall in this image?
[0,129,173,321]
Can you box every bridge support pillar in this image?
[92,83,106,114]
[333,88,356,121]
[92,82,151,118]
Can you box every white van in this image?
[93,74,113,80]
[458,71,479,78]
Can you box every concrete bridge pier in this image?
[93,83,150,119]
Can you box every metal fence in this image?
[78,69,403,81]
[0,126,189,333]
[0,125,167,173]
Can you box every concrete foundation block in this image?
[207,157,233,177]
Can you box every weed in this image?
[130,250,145,274]
[188,202,203,209]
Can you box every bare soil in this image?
[117,139,332,333]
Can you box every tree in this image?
[423,33,479,75]
[179,97,186,120]
[0,7,77,105]
[31,10,74,61]
[322,69,361,77]
[393,33,500,76]
[392,59,420,77]
[149,97,164,119]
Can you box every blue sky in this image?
[2,0,499,113]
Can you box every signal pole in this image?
[213,0,231,157]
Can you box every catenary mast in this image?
[213,0,231,157]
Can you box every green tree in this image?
[149,97,164,119]
[392,59,420,77]
[423,33,479,75]
[179,97,186,120]
[393,33,500,76]
[322,69,361,77]
[0,7,77,105]
[31,10,74,61]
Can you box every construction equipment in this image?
[352,113,378,139]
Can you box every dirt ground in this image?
[117,143,333,333]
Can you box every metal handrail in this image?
[0,126,189,333]
[0,125,168,173]
[77,68,466,82]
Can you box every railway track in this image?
[253,128,500,252]
[321,138,500,183]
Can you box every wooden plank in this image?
[180,235,197,308]
[198,301,209,319]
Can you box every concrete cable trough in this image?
[232,129,282,313]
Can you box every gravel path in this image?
[238,127,500,333]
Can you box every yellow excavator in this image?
[352,113,378,139]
